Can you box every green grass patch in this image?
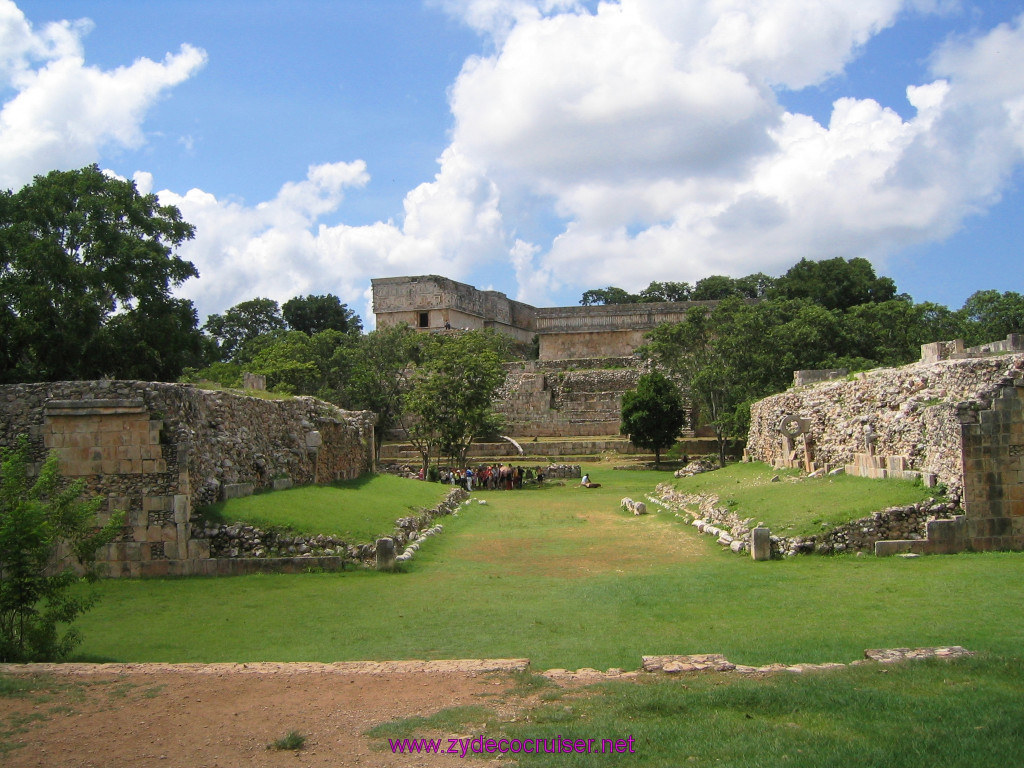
[485,655,1024,767]
[669,462,940,536]
[366,705,497,742]
[268,730,306,750]
[198,473,451,540]
[72,464,1024,668]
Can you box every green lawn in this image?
[71,465,1024,669]
[372,655,1024,768]
[197,473,451,540]
[666,461,941,537]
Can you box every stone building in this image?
[0,381,376,577]
[371,274,717,361]
[746,335,1024,553]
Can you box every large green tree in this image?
[960,290,1024,346]
[401,331,507,472]
[344,324,422,459]
[0,165,201,383]
[282,294,362,336]
[771,256,899,310]
[620,372,687,465]
[202,298,285,362]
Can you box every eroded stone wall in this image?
[746,353,1024,551]
[0,381,375,576]
[495,361,646,437]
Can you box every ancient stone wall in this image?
[370,275,725,361]
[494,361,644,437]
[531,301,718,361]
[746,352,1024,551]
[371,275,536,343]
[0,381,375,577]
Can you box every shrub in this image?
[0,437,122,662]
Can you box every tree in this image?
[771,257,898,310]
[0,165,201,383]
[0,437,122,662]
[400,332,507,472]
[691,275,746,300]
[580,286,639,305]
[203,298,285,361]
[344,325,421,460]
[282,294,362,336]
[960,290,1024,346]
[246,329,356,400]
[637,281,693,302]
[620,372,687,465]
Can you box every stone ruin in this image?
[746,335,1024,553]
[371,274,722,362]
[0,380,375,577]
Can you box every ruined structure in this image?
[371,274,716,361]
[0,381,375,577]
[746,335,1024,553]
[372,274,715,441]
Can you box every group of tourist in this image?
[440,464,537,491]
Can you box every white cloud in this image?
[164,152,509,322]
[0,0,206,190]
[434,1,1024,303]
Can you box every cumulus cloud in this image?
[433,0,1024,302]
[5,0,1024,323]
[0,0,206,190]
[163,150,508,324]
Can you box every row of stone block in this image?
[100,538,210,564]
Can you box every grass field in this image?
[372,655,1024,767]
[197,473,451,540]
[9,462,1024,766]
[666,461,941,537]
[70,464,1024,668]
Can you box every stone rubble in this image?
[655,483,958,557]
[202,487,469,567]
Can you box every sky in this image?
[4,0,1024,329]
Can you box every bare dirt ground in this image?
[0,660,536,768]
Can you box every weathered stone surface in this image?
[658,484,958,557]
[375,537,396,572]
[0,381,376,578]
[747,348,1024,552]
[751,527,772,561]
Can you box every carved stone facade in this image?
[0,381,376,577]
[371,274,715,361]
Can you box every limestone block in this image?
[926,516,967,554]
[173,495,190,523]
[222,483,255,500]
[875,540,925,556]
[188,539,211,559]
[375,537,397,572]
[143,495,172,512]
[751,527,772,561]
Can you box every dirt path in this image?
[0,660,531,768]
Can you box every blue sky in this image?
[4,0,1024,327]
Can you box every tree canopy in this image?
[203,298,286,362]
[282,294,362,336]
[620,372,687,465]
[0,165,202,383]
[400,331,508,471]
